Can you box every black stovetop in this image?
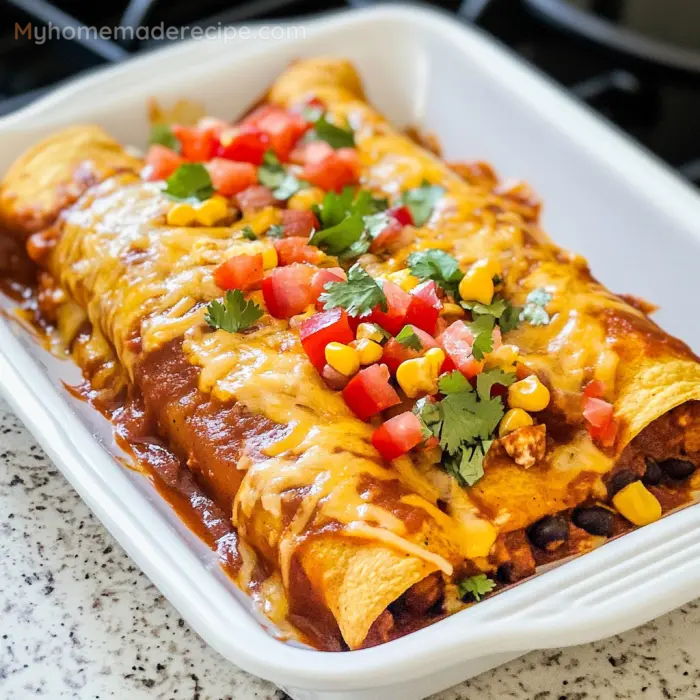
[4,0,700,185]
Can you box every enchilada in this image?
[2,58,700,651]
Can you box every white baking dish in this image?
[3,5,700,699]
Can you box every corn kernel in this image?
[287,187,326,211]
[486,344,520,370]
[440,302,465,318]
[325,342,360,377]
[458,259,494,305]
[508,375,550,412]
[498,408,534,437]
[387,269,420,292]
[461,518,498,559]
[424,347,446,372]
[396,350,443,398]
[612,481,662,526]
[353,338,383,365]
[261,247,278,270]
[195,195,229,226]
[166,203,197,227]
[483,257,502,280]
[356,323,385,343]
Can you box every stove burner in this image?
[3,0,700,188]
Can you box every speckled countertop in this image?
[2,396,700,700]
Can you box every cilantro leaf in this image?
[307,114,355,149]
[164,163,214,201]
[319,263,387,317]
[408,249,464,294]
[520,287,552,326]
[266,224,284,239]
[150,123,180,152]
[499,302,521,333]
[444,442,491,487]
[437,391,485,454]
[205,290,264,333]
[462,296,509,318]
[458,573,496,602]
[400,182,445,227]
[241,226,257,241]
[395,325,423,351]
[413,396,442,428]
[467,315,495,361]
[438,370,472,395]
[257,150,304,201]
[476,368,516,401]
[310,189,376,256]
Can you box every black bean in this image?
[572,505,614,537]
[496,563,515,584]
[527,515,569,551]
[658,458,697,481]
[607,469,640,498]
[642,458,663,486]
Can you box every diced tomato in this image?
[216,125,269,165]
[369,218,403,254]
[274,237,324,266]
[388,205,413,227]
[381,326,439,374]
[142,145,184,181]
[243,105,309,160]
[206,158,258,197]
[281,209,319,238]
[342,364,401,421]
[213,253,263,291]
[583,380,606,400]
[311,268,346,310]
[335,147,361,176]
[405,280,442,334]
[372,412,425,461]
[234,185,277,213]
[299,307,354,370]
[438,320,484,378]
[583,396,618,447]
[367,281,411,336]
[302,149,360,193]
[171,124,217,162]
[289,140,334,166]
[262,264,316,319]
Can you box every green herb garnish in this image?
[309,189,376,256]
[438,370,471,395]
[475,367,516,401]
[319,263,387,317]
[149,123,180,152]
[520,287,552,326]
[266,224,284,239]
[163,163,214,201]
[408,249,464,294]
[257,150,303,201]
[241,226,257,241]
[307,113,355,149]
[458,574,496,602]
[204,290,264,333]
[395,325,423,351]
[399,181,445,227]
[467,315,495,361]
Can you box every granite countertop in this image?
[2,396,700,700]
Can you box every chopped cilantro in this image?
[467,315,495,361]
[399,181,445,227]
[499,302,522,333]
[413,396,441,430]
[395,325,423,351]
[438,370,471,395]
[301,103,324,123]
[163,163,214,201]
[319,263,387,317]
[241,226,257,241]
[257,150,303,201]
[437,391,502,454]
[365,323,392,344]
[520,287,552,326]
[458,574,496,602]
[205,290,263,333]
[149,123,180,152]
[444,440,493,487]
[266,224,284,239]
[307,113,355,149]
[309,189,376,256]
[407,249,464,294]
[476,368,516,401]
[462,295,521,334]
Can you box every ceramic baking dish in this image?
[3,5,700,699]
